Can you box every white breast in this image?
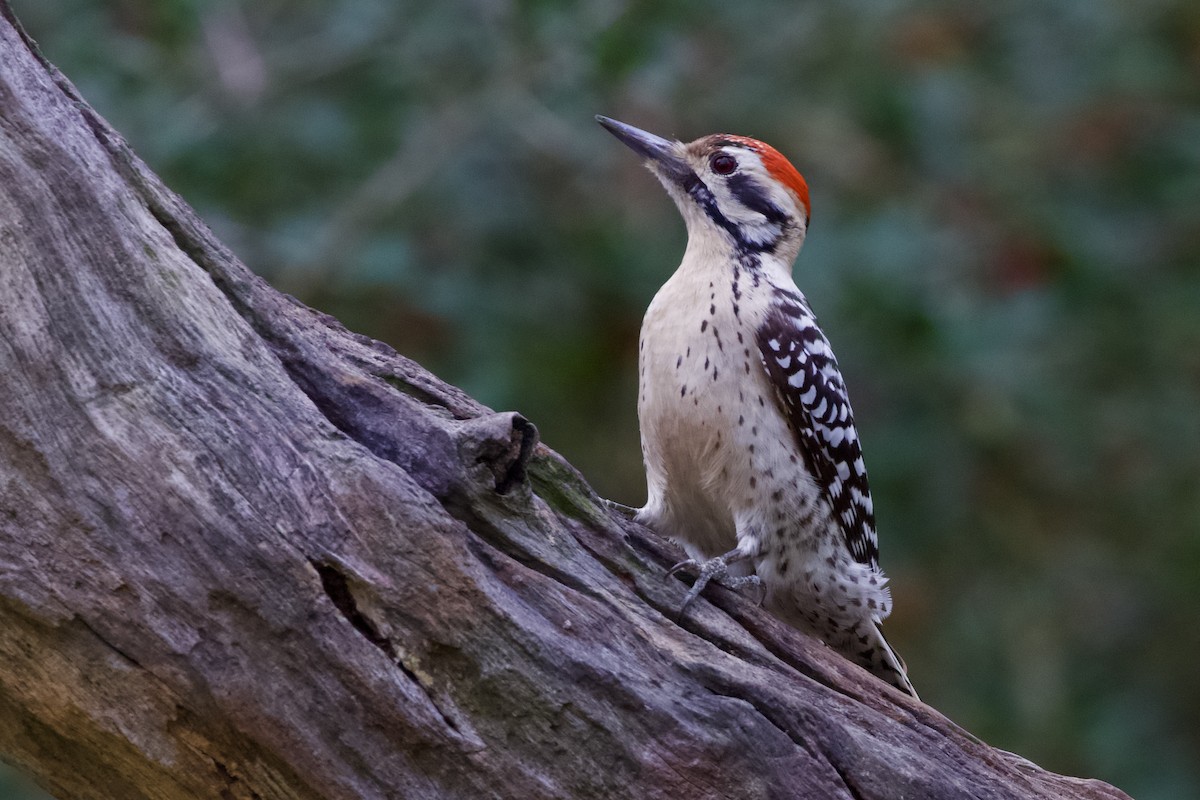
[635,245,802,561]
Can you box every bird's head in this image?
[597,115,811,263]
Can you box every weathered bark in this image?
[0,6,1130,800]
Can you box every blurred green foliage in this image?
[6,0,1200,797]
[0,767,51,800]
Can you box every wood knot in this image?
[455,412,539,495]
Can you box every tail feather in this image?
[761,590,918,698]
[857,622,918,699]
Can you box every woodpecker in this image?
[597,115,916,697]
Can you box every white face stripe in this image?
[699,148,807,250]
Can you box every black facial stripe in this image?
[728,173,789,226]
[682,169,741,240]
[680,166,781,255]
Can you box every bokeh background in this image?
[6,0,1199,797]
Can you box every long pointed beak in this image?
[596,115,691,183]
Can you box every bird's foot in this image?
[602,499,639,520]
[667,551,762,614]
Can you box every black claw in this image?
[666,559,696,579]
[666,550,762,619]
[679,575,712,613]
[603,499,639,520]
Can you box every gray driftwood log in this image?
[0,5,1131,799]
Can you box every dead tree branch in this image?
[0,5,1130,799]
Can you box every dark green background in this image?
[6,1,1199,798]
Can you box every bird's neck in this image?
[675,225,799,289]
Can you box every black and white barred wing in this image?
[755,288,880,569]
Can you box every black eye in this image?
[710,154,737,175]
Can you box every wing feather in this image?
[756,287,879,568]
